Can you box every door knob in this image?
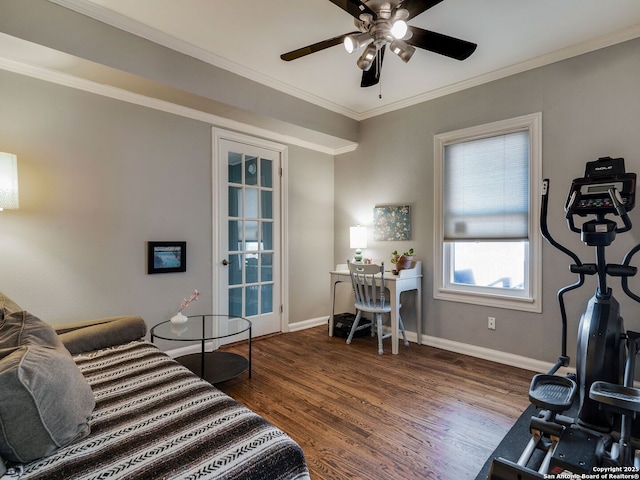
[222,259,229,266]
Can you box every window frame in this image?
[433,113,543,313]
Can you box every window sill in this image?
[434,288,541,313]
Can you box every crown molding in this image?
[48,0,640,122]
[48,0,362,120]
[358,23,640,120]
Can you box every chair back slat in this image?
[344,260,409,354]
[348,261,386,309]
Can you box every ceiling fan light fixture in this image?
[344,32,372,54]
[394,8,410,21]
[356,43,377,71]
[389,39,416,63]
[390,20,408,39]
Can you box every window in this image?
[434,113,542,312]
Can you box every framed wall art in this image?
[147,241,186,274]
[373,204,411,241]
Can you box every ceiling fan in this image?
[280,0,477,88]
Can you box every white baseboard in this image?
[288,317,563,374]
[288,316,329,332]
[166,342,214,359]
[419,334,568,374]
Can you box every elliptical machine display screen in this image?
[565,156,636,216]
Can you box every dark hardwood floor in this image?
[217,326,533,480]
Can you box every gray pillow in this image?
[0,292,22,321]
[0,310,63,350]
[0,312,95,463]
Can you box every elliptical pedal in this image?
[529,374,577,412]
[590,381,640,414]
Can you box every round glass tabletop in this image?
[151,314,251,342]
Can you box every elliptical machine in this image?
[490,157,640,478]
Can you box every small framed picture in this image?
[147,241,186,274]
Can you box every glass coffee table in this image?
[151,314,251,384]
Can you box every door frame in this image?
[212,128,289,333]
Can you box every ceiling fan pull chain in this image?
[377,52,383,99]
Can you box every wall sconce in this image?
[350,225,367,263]
[0,152,19,211]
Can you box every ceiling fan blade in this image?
[406,26,477,60]
[360,45,385,88]
[399,0,445,20]
[281,31,359,61]
[327,0,377,20]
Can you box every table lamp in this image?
[350,225,367,263]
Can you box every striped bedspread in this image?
[17,341,310,480]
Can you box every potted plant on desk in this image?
[391,248,414,273]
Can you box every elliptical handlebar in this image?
[565,186,631,234]
[622,244,640,303]
[540,178,584,367]
[608,187,632,233]
[564,189,582,234]
[542,179,583,267]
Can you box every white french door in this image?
[213,129,284,339]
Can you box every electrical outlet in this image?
[488,317,496,330]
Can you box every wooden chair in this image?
[346,260,409,354]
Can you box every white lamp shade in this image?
[350,226,367,249]
[0,152,18,210]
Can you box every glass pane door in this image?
[217,134,281,338]
[227,152,275,317]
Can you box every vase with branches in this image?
[170,290,200,324]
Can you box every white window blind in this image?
[443,130,530,240]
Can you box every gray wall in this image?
[335,37,640,364]
[287,145,335,323]
[0,69,211,323]
[0,69,335,330]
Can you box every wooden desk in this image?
[329,261,422,354]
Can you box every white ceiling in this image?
[53,0,640,120]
